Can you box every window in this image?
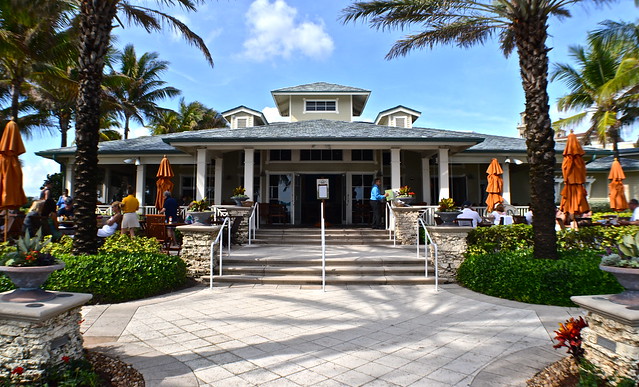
[394,117,406,128]
[352,149,374,161]
[236,117,248,128]
[269,149,291,161]
[305,100,337,112]
[300,149,343,161]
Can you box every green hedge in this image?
[457,249,623,306]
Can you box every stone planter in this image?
[600,265,639,306]
[395,196,414,205]
[435,211,462,226]
[185,210,215,225]
[0,263,65,303]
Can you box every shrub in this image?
[44,234,163,256]
[591,211,632,221]
[457,249,623,306]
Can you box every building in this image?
[38,82,611,225]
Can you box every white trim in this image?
[303,98,339,114]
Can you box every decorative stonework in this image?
[222,205,252,245]
[177,225,222,278]
[0,292,92,382]
[426,226,473,282]
[391,207,422,245]
[572,295,639,383]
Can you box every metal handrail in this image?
[321,201,326,292]
[385,202,396,245]
[210,216,231,289]
[248,203,258,245]
[417,217,439,292]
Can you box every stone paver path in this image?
[83,284,582,386]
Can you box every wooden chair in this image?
[512,215,527,225]
[268,203,289,224]
[146,222,167,244]
[455,218,474,227]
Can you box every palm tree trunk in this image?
[73,0,118,255]
[59,112,70,148]
[124,114,130,139]
[10,77,21,122]
[514,14,558,260]
[612,122,621,159]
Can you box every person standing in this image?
[160,191,179,243]
[370,178,387,229]
[121,185,140,237]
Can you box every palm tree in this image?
[551,41,639,158]
[149,98,227,135]
[107,44,181,139]
[73,0,212,255]
[342,0,637,260]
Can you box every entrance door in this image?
[351,173,374,225]
[300,174,343,226]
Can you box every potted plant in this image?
[600,232,639,306]
[434,198,462,226]
[395,185,415,205]
[231,186,249,206]
[185,197,215,225]
[0,229,65,302]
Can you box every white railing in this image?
[248,203,259,245]
[385,202,396,245]
[210,216,231,289]
[96,205,188,219]
[321,201,326,292]
[417,217,439,292]
[417,205,530,225]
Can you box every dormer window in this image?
[236,117,248,128]
[394,117,406,128]
[305,99,337,113]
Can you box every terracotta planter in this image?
[0,263,65,303]
[435,211,462,226]
[599,265,639,306]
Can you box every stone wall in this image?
[572,295,639,383]
[426,226,472,282]
[224,205,252,245]
[391,207,422,245]
[0,292,92,383]
[178,225,222,278]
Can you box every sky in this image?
[22,0,639,197]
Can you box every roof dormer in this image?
[374,106,421,128]
[221,106,268,129]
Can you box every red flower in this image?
[61,356,70,363]
[553,316,588,363]
[11,367,24,375]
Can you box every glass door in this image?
[351,174,374,225]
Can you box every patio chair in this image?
[455,218,474,227]
[434,216,443,226]
[512,215,527,224]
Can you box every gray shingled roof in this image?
[36,133,187,157]
[466,132,608,155]
[272,82,370,94]
[586,156,639,172]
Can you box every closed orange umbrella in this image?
[608,158,628,211]
[0,121,27,240]
[559,132,589,215]
[154,155,174,211]
[485,158,504,212]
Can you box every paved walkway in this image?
[81,279,583,386]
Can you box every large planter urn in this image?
[599,265,639,306]
[395,196,415,205]
[435,211,462,226]
[0,263,65,303]
[185,211,215,225]
[232,197,249,206]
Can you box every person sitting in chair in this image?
[457,201,482,227]
[98,202,123,238]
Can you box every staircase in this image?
[211,227,436,286]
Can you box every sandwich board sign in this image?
[317,179,329,200]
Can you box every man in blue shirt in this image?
[370,178,387,229]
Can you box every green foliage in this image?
[0,356,102,386]
[98,234,163,254]
[437,198,457,211]
[592,211,632,221]
[41,172,63,201]
[578,359,637,387]
[45,251,186,304]
[0,229,57,266]
[457,249,623,307]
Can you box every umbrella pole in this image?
[4,212,7,242]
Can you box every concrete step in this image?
[222,265,431,276]
[210,275,436,286]
[223,257,426,266]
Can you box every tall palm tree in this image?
[73,0,212,255]
[149,98,227,135]
[107,44,181,139]
[551,41,639,158]
[342,0,637,260]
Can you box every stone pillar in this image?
[196,149,208,201]
[438,148,449,201]
[177,225,222,278]
[426,226,472,282]
[502,162,511,203]
[571,295,639,383]
[244,148,255,200]
[221,205,252,245]
[135,164,145,206]
[391,207,422,245]
[391,148,401,190]
[0,292,92,383]
[422,156,431,205]
[214,157,223,205]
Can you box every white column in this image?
[421,156,431,204]
[390,148,401,189]
[65,163,73,194]
[502,162,511,203]
[243,149,255,200]
[214,157,223,205]
[438,148,450,200]
[101,168,110,204]
[135,164,145,206]
[196,149,208,201]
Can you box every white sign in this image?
[317,178,329,199]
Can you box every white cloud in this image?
[241,0,334,62]
[22,158,59,198]
[130,126,150,138]
[262,106,288,123]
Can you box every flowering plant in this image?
[437,198,458,212]
[553,316,588,363]
[0,229,58,267]
[231,186,248,199]
[396,185,415,197]
[187,197,211,212]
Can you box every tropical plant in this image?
[437,198,457,212]
[72,0,213,255]
[601,232,639,268]
[148,98,227,135]
[341,0,639,260]
[187,197,210,212]
[231,186,247,198]
[553,316,588,364]
[107,44,181,139]
[396,185,415,197]
[0,229,57,267]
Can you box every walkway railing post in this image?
[321,200,326,292]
